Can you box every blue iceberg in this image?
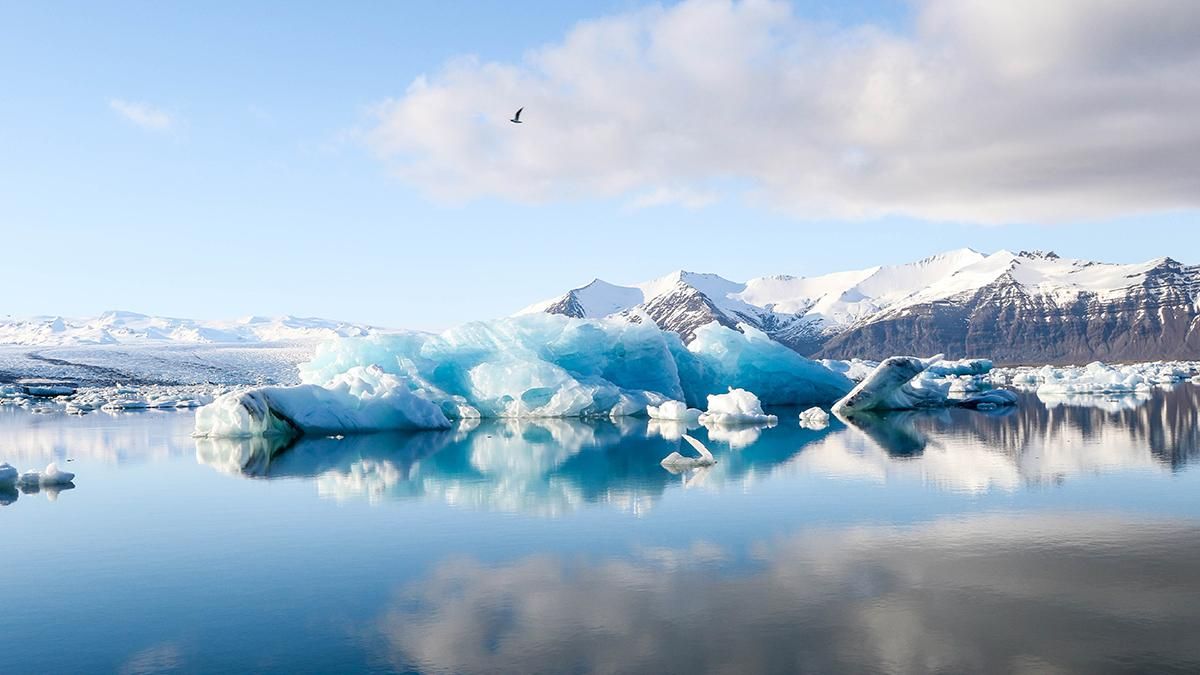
[196,314,854,437]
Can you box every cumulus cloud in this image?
[367,0,1200,223]
[109,98,173,131]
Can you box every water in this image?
[3,388,1200,674]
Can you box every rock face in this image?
[520,251,1200,365]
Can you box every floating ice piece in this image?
[660,433,716,469]
[819,358,880,383]
[15,462,76,488]
[646,400,702,422]
[832,355,948,414]
[957,389,1019,410]
[698,388,778,426]
[39,462,75,486]
[799,407,830,429]
[0,463,17,487]
[925,359,994,377]
[194,366,452,438]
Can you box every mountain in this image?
[519,250,1200,364]
[0,310,385,347]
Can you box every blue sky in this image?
[3,0,1197,329]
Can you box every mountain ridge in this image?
[520,250,1200,364]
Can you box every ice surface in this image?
[957,389,1019,410]
[799,407,830,429]
[194,366,452,438]
[698,387,778,426]
[646,400,702,422]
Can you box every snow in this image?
[698,388,778,426]
[646,400,702,422]
[799,407,830,429]
[0,310,385,347]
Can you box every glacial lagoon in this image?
[3,387,1200,673]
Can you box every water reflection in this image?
[369,514,1200,674]
[193,385,1200,511]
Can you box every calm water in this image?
[3,388,1200,674]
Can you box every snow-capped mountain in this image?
[0,310,385,347]
[520,250,1200,364]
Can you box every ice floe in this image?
[799,407,830,429]
[660,433,716,469]
[0,462,17,487]
[994,361,1199,395]
[833,354,1015,414]
[12,462,75,488]
[698,388,778,426]
[646,400,702,422]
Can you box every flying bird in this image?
[510,107,523,124]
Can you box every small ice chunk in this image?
[832,355,948,413]
[646,401,702,422]
[957,389,1019,410]
[0,463,17,487]
[660,433,716,468]
[698,388,778,426]
[39,462,75,486]
[799,406,830,430]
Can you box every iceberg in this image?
[660,433,716,469]
[0,463,17,487]
[799,406,830,429]
[14,462,75,488]
[197,315,854,438]
[833,355,1015,414]
[698,388,778,426]
[646,400,702,422]
[195,366,452,438]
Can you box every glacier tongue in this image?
[195,314,854,438]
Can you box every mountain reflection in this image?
[367,514,1200,675]
[192,383,1200,512]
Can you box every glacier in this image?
[196,314,853,438]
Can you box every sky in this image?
[3,0,1199,329]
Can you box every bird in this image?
[510,107,523,124]
[660,433,716,469]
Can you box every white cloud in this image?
[367,0,1200,224]
[108,98,173,131]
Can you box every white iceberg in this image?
[194,366,452,438]
[698,387,778,426]
[646,400,702,422]
[660,433,716,469]
[799,407,830,429]
[14,462,75,488]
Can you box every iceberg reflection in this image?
[194,385,1200,510]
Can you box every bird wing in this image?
[514,107,523,121]
[681,434,713,461]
